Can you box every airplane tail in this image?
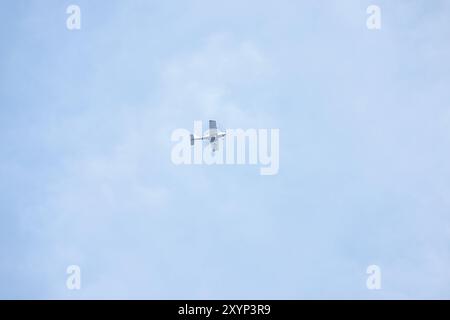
[209,120,217,129]
[190,134,194,146]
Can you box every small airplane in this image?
[190,120,226,152]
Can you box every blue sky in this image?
[1,0,450,299]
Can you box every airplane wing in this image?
[190,134,208,145]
